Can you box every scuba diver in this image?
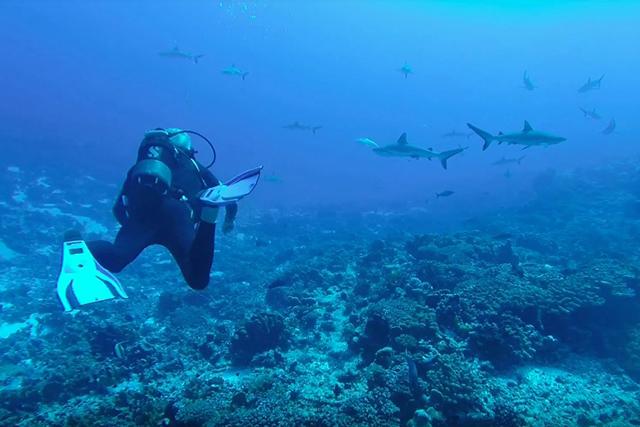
[57,128,262,311]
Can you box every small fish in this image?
[578,74,605,93]
[436,190,455,198]
[158,45,204,64]
[601,118,616,135]
[222,64,249,80]
[522,70,536,91]
[356,137,379,148]
[283,121,322,134]
[399,63,412,78]
[405,351,419,393]
[579,107,601,120]
[114,342,126,359]
[492,156,525,166]
[283,121,305,131]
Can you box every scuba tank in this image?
[128,129,178,196]
[126,128,218,209]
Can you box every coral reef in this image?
[230,312,287,365]
[1,162,640,425]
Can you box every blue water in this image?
[1,1,640,426]
[2,1,637,210]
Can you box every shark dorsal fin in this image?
[428,147,433,151]
[523,121,533,133]
[397,133,408,145]
[498,131,504,136]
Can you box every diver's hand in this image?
[222,219,235,234]
[200,206,220,224]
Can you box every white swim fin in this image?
[57,240,128,312]
[199,166,263,207]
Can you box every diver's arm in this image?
[222,202,238,232]
[224,202,238,222]
[200,165,220,187]
[112,182,129,225]
[200,165,238,232]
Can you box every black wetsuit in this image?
[88,153,236,290]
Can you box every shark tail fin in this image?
[467,123,494,151]
[438,148,464,170]
[193,55,204,64]
[242,72,249,80]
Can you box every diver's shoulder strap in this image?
[187,157,209,188]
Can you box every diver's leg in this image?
[87,222,155,273]
[184,222,216,289]
[160,200,216,290]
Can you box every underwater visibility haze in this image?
[1,1,640,426]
